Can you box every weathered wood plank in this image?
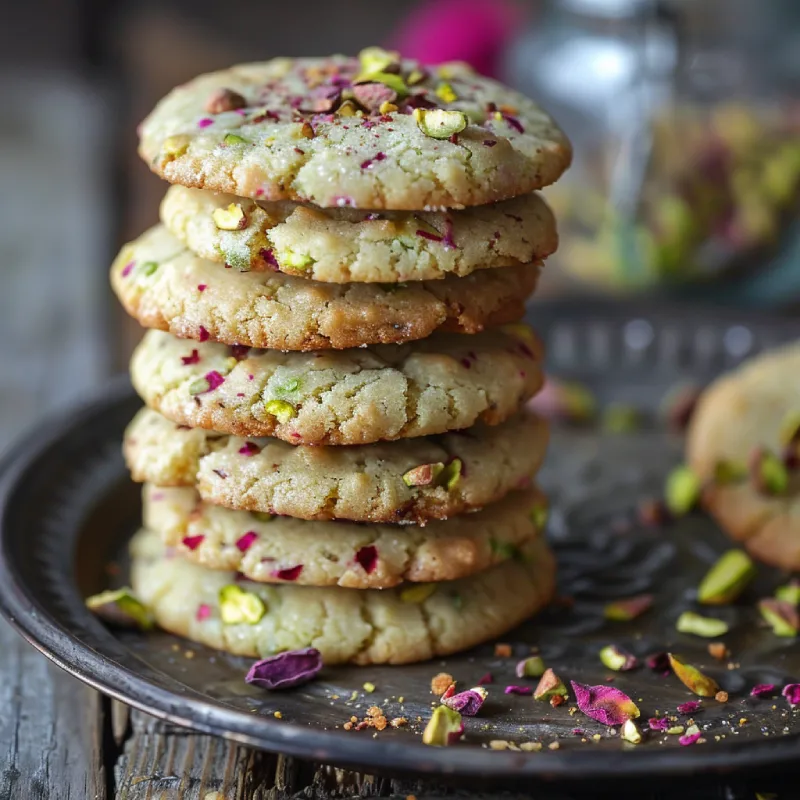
[0,620,107,800]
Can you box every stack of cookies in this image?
[112,50,571,665]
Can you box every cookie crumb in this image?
[494,643,512,657]
[430,672,455,695]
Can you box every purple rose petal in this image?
[441,688,487,716]
[197,117,214,128]
[571,681,639,726]
[236,531,258,552]
[355,545,378,574]
[679,731,702,746]
[504,685,532,696]
[181,349,200,365]
[182,535,204,551]
[121,261,135,277]
[477,672,493,685]
[201,371,225,392]
[677,701,701,714]
[196,603,211,621]
[417,229,443,243]
[230,344,251,361]
[199,326,210,342]
[273,564,303,581]
[239,442,261,456]
[648,717,670,731]
[245,647,322,690]
[751,683,777,698]
[782,683,800,705]
[197,284,207,292]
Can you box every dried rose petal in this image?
[121,260,135,277]
[649,717,670,731]
[236,531,258,552]
[355,545,378,574]
[238,442,261,456]
[273,564,303,581]
[199,326,210,342]
[646,652,670,672]
[679,730,702,746]
[477,672,493,685]
[245,647,322,690]
[196,603,211,621]
[677,701,701,714]
[181,349,200,366]
[782,684,800,705]
[570,681,640,726]
[441,687,487,716]
[504,685,532,696]
[182,535,204,551]
[750,683,776,698]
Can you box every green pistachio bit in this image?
[621,719,642,744]
[713,459,748,484]
[435,82,458,103]
[665,465,701,516]
[401,583,437,604]
[188,377,211,395]
[253,511,274,523]
[212,202,247,231]
[697,549,756,605]
[86,587,153,630]
[140,261,158,277]
[358,46,399,75]
[413,108,469,139]
[275,377,302,395]
[603,594,653,621]
[779,410,800,446]
[775,581,800,606]
[666,725,685,735]
[407,68,426,85]
[440,459,462,490]
[422,704,462,746]
[218,584,266,625]
[354,71,408,96]
[451,593,463,610]
[162,134,189,157]
[668,653,720,697]
[759,598,799,637]
[599,644,637,671]
[529,502,548,531]
[403,462,445,487]
[278,249,314,270]
[676,611,730,638]
[601,403,640,433]
[752,449,789,495]
[516,655,546,678]
[264,399,296,424]
[223,133,248,145]
[489,538,520,560]
[533,668,568,701]
[561,382,596,422]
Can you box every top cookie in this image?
[687,343,800,570]
[138,51,571,210]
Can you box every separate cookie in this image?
[142,484,548,588]
[138,53,571,210]
[125,408,548,523]
[111,226,540,350]
[687,342,800,569]
[160,185,557,282]
[129,527,556,664]
[130,326,544,445]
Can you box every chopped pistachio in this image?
[750,448,789,495]
[601,403,640,434]
[139,261,158,277]
[162,134,189,157]
[354,71,408,96]
[400,584,437,604]
[379,101,398,115]
[668,653,720,697]
[253,512,274,523]
[188,376,212,395]
[489,539,520,560]
[533,668,568,701]
[697,549,756,605]
[212,203,248,231]
[336,100,359,117]
[712,459,748,484]
[620,719,642,744]
[413,108,469,139]
[218,585,266,624]
[516,655,546,678]
[358,46,399,75]
[363,682,376,693]
[407,68,426,85]
[665,465,701,516]
[264,399,296,424]
[223,133,248,145]
[779,410,800,446]
[86,587,153,630]
[422,705,463,746]
[775,580,800,607]
[278,249,314,270]
[440,459,462,490]
[435,82,458,103]
[599,644,638,671]
[529,502,548,531]
[676,611,730,638]
[758,598,799,637]
[604,594,653,621]
[666,725,685,735]
[275,377,302,395]
[402,462,445,488]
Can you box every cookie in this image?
[130,326,544,445]
[111,225,540,350]
[129,527,556,664]
[160,185,557,282]
[138,53,571,210]
[687,343,800,569]
[142,484,548,588]
[124,408,548,523]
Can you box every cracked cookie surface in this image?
[687,343,800,570]
[129,527,556,664]
[160,185,556,282]
[142,484,547,588]
[130,326,544,445]
[125,408,548,523]
[111,225,540,350]
[138,55,570,210]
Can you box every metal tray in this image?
[1,303,800,787]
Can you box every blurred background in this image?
[2,0,799,451]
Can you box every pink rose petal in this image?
[571,681,639,726]
[182,535,205,551]
[238,442,261,456]
[355,545,378,574]
[236,531,258,552]
[196,603,211,621]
